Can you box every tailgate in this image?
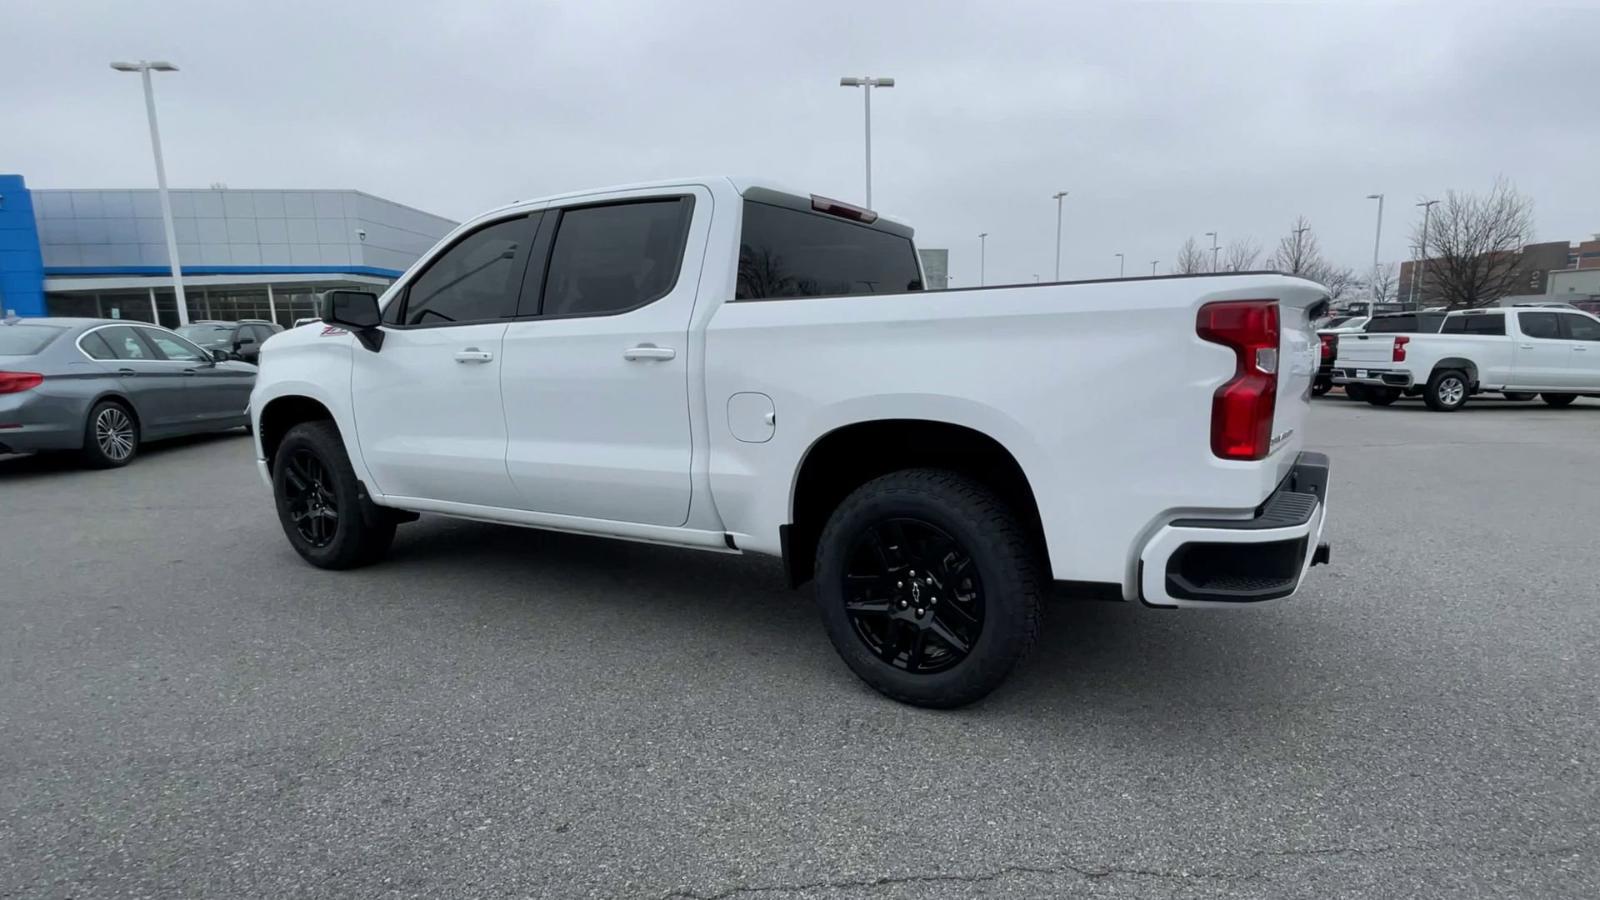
[1270,283,1325,468]
[1335,333,1396,365]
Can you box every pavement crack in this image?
[662,861,1254,899]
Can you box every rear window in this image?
[1366,315,1417,333]
[736,201,923,300]
[1519,312,1560,339]
[0,324,66,356]
[1441,313,1505,336]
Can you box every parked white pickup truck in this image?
[1334,306,1600,410]
[250,177,1333,707]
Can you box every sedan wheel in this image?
[80,401,140,468]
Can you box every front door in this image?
[1557,313,1600,390]
[350,212,538,508]
[79,325,189,433]
[499,190,707,526]
[137,327,252,424]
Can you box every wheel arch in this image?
[259,394,337,472]
[783,418,1047,588]
[1431,357,1479,387]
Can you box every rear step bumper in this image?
[1138,451,1331,607]
[1332,367,1414,388]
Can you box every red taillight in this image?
[0,371,44,394]
[1197,300,1279,461]
[1392,335,1409,362]
[1319,334,1335,359]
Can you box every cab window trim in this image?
[384,211,542,330]
[522,194,697,322]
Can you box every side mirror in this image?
[209,348,231,363]
[323,290,381,329]
[321,290,384,351]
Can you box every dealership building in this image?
[0,174,456,328]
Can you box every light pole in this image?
[1205,231,1220,272]
[112,60,189,326]
[1115,252,1125,277]
[1051,190,1068,281]
[978,233,988,286]
[1150,259,1159,275]
[839,76,894,209]
[1366,193,1385,308]
[1413,199,1439,306]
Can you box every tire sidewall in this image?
[814,477,1037,708]
[82,400,139,468]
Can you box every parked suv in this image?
[175,320,283,365]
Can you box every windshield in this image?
[174,324,235,348]
[0,324,66,356]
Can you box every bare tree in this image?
[1174,236,1208,274]
[1412,177,1534,308]
[1369,262,1399,303]
[1269,216,1321,276]
[1269,216,1358,299]
[1223,238,1262,272]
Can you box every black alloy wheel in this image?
[842,518,985,675]
[281,447,340,548]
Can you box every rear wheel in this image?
[1344,384,1368,401]
[1364,387,1400,406]
[1502,392,1536,401]
[814,469,1043,709]
[1424,369,1469,412]
[1541,393,1577,408]
[1311,377,1332,397]
[79,400,139,468]
[272,421,396,569]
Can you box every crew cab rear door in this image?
[498,186,710,526]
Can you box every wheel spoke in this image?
[937,596,980,628]
[877,621,904,663]
[927,616,971,656]
[844,598,893,619]
[905,628,927,671]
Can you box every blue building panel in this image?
[0,175,47,317]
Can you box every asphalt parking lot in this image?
[3,397,1598,899]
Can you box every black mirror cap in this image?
[322,290,381,330]
[209,348,231,363]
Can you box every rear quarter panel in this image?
[703,274,1326,590]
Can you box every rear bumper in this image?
[1332,367,1413,388]
[1138,451,1331,607]
[0,392,83,452]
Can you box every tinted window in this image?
[1560,314,1600,341]
[0,324,65,356]
[540,198,693,317]
[175,323,236,348]
[141,329,207,362]
[1519,312,1560,339]
[1366,315,1416,333]
[1418,312,1447,332]
[78,331,117,360]
[247,325,275,343]
[402,216,534,326]
[1442,314,1505,335]
[736,201,924,300]
[95,326,154,360]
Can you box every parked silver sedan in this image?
[0,317,257,467]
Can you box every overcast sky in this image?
[6,0,1597,285]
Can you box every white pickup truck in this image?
[1333,306,1600,410]
[250,177,1333,707]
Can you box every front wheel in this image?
[813,469,1044,709]
[1542,393,1578,408]
[1424,369,1470,412]
[272,421,396,569]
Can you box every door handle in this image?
[453,348,494,363]
[1576,346,1590,352]
[1519,344,1533,350]
[623,344,676,362]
